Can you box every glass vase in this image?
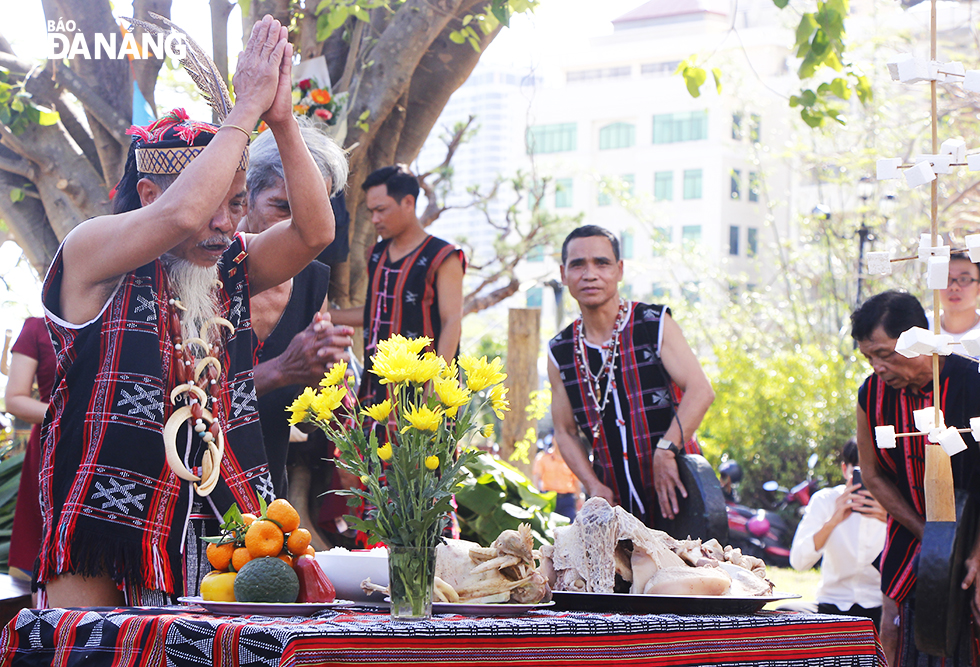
[387,545,436,621]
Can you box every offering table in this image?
[0,605,883,667]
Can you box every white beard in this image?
[162,255,221,345]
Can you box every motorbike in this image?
[720,454,819,568]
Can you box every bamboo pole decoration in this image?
[926,0,957,523]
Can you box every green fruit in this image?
[233,557,300,603]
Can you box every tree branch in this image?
[463,278,520,316]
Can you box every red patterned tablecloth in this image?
[0,606,884,667]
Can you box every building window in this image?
[527,123,577,154]
[654,171,673,201]
[622,174,635,197]
[682,281,700,303]
[598,185,611,207]
[641,61,681,77]
[527,245,545,262]
[599,122,636,150]
[748,171,760,202]
[652,110,708,144]
[747,227,759,256]
[651,282,669,299]
[526,286,543,308]
[732,112,743,140]
[622,283,633,299]
[729,225,739,255]
[749,114,761,143]
[621,230,634,259]
[683,169,703,200]
[567,66,631,83]
[555,178,573,208]
[730,169,741,200]
[682,225,702,248]
[652,227,671,256]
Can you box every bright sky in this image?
[0,0,641,336]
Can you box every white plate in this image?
[381,599,554,616]
[177,596,355,616]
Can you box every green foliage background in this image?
[698,345,859,507]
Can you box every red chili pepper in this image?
[294,555,336,603]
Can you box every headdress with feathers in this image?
[111,14,247,213]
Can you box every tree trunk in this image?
[131,0,172,114]
[210,0,234,120]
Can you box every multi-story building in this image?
[419,0,801,343]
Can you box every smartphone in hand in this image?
[851,467,863,490]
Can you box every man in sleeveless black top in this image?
[548,225,714,528]
[333,165,465,407]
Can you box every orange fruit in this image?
[231,546,253,572]
[276,551,293,567]
[241,513,257,526]
[304,545,316,557]
[286,528,312,556]
[206,541,235,571]
[245,519,285,558]
[266,499,301,533]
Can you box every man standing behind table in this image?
[332,165,465,406]
[853,290,980,666]
[789,438,886,627]
[38,17,334,608]
[240,119,353,500]
[548,225,715,527]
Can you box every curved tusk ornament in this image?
[170,383,208,405]
[199,317,235,342]
[162,406,202,482]
[194,427,224,496]
[182,337,211,354]
[194,357,223,382]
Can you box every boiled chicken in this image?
[542,497,773,597]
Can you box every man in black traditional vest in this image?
[38,16,334,608]
[333,165,465,407]
[548,225,714,527]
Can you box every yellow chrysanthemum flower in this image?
[311,385,346,421]
[440,359,459,380]
[425,455,440,470]
[362,399,393,422]
[320,360,348,387]
[481,423,494,438]
[377,443,393,461]
[401,404,443,432]
[489,384,510,419]
[410,352,444,384]
[371,344,421,385]
[376,334,431,358]
[285,387,317,424]
[433,376,471,412]
[458,355,507,392]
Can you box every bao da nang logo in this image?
[46,19,186,60]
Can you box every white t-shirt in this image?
[926,310,980,343]
[789,485,886,611]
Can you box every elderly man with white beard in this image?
[36,16,333,608]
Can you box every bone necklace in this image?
[573,298,629,440]
[160,272,234,496]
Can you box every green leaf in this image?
[9,188,24,203]
[711,67,723,94]
[794,13,817,50]
[10,97,24,113]
[773,0,790,7]
[682,66,707,98]
[816,8,844,43]
[449,30,466,44]
[853,74,873,105]
[491,0,512,27]
[353,6,370,22]
[37,109,60,126]
[238,0,251,17]
[800,107,825,128]
[828,77,850,100]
